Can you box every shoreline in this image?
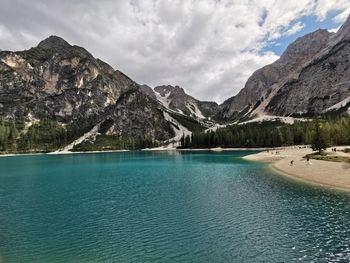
[0,149,130,158]
[243,146,350,192]
[269,163,350,192]
[2,145,350,192]
[0,146,270,158]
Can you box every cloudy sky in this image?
[0,0,350,103]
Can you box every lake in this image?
[0,151,349,262]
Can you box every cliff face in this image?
[267,41,350,116]
[105,89,174,141]
[152,85,219,119]
[1,36,126,122]
[266,16,350,116]
[219,15,350,120]
[219,29,332,119]
[0,36,174,145]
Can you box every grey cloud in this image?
[0,0,349,103]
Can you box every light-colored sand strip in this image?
[243,146,350,191]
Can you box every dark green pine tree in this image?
[311,118,330,154]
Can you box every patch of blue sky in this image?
[264,11,343,56]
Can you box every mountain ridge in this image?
[1,15,350,152]
[0,36,179,152]
[220,15,350,120]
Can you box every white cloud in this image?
[333,7,350,23]
[0,0,349,103]
[285,22,305,36]
[313,0,350,21]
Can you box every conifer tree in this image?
[311,118,329,154]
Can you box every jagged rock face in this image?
[104,89,174,140]
[266,16,350,116]
[153,85,219,118]
[154,85,192,113]
[198,101,220,116]
[267,40,350,116]
[0,36,134,124]
[140,84,157,99]
[0,36,174,142]
[219,29,332,119]
[220,15,350,120]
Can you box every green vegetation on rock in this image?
[0,119,89,153]
[0,119,21,151]
[72,135,158,152]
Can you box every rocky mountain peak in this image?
[154,85,185,96]
[279,29,331,64]
[219,25,333,120]
[37,35,71,49]
[20,35,94,62]
[152,85,218,119]
[264,15,350,117]
[0,35,180,150]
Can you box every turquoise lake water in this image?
[0,151,350,262]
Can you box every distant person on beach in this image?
[306,157,311,165]
[290,160,294,166]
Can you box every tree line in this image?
[0,119,87,153]
[0,118,160,153]
[179,117,350,149]
[0,119,20,151]
[1,116,349,153]
[72,135,159,151]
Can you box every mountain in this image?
[0,36,178,152]
[220,15,350,120]
[144,85,219,119]
[2,15,350,153]
[0,35,130,124]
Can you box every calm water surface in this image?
[0,151,350,262]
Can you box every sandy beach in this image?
[244,146,350,191]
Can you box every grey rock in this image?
[105,89,174,140]
[219,29,332,119]
[266,16,350,116]
[0,35,175,143]
[154,85,219,118]
[267,41,350,116]
[140,84,157,99]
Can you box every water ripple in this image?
[0,151,350,262]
